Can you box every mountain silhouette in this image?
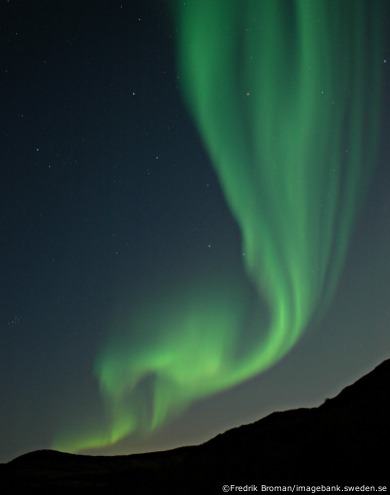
[1,359,388,494]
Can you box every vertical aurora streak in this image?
[54,0,384,453]
[174,0,384,370]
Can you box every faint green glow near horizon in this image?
[53,0,383,453]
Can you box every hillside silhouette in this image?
[1,359,388,494]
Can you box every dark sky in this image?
[1,0,389,463]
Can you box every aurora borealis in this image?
[54,0,384,453]
[1,0,389,462]
[174,0,384,372]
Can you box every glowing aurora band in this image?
[54,0,384,452]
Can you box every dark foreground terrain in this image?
[1,359,389,494]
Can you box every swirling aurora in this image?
[53,0,384,453]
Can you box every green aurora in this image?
[54,0,384,452]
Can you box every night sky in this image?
[1,0,389,463]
